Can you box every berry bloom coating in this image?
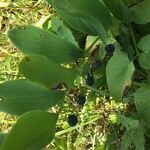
[67,114,78,127]
[105,44,115,54]
[75,94,86,106]
[85,73,95,86]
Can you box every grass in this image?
[0,1,123,149]
[0,0,51,136]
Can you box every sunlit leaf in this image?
[8,25,83,64]
[0,80,64,115]
[1,111,58,150]
[19,54,78,89]
[106,50,135,101]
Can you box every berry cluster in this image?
[67,92,86,126]
[67,44,115,127]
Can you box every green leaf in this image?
[0,134,6,146]
[117,115,140,130]
[138,34,150,53]
[48,0,108,39]
[1,110,57,150]
[67,24,87,49]
[51,16,78,46]
[19,54,78,89]
[121,128,145,150]
[132,0,150,24]
[102,0,134,21]
[106,50,135,101]
[122,0,137,7]
[121,131,132,150]
[8,25,83,64]
[119,115,145,150]
[139,53,150,69]
[138,34,150,69]
[134,87,150,122]
[66,0,112,30]
[0,80,64,115]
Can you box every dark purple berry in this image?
[105,44,115,54]
[85,73,95,86]
[67,114,78,127]
[75,94,86,106]
[90,59,101,71]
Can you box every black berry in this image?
[75,94,86,106]
[67,114,78,127]
[105,44,115,54]
[85,73,95,86]
[90,59,101,71]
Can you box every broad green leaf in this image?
[51,16,78,46]
[134,87,150,122]
[0,134,6,146]
[106,50,135,101]
[19,54,78,89]
[139,53,150,69]
[48,0,108,39]
[8,25,83,64]
[121,128,145,150]
[0,80,64,115]
[1,110,57,150]
[138,34,150,53]
[138,34,150,69]
[67,24,87,49]
[132,0,150,24]
[119,115,145,150]
[66,0,112,30]
[58,11,107,40]
[102,0,134,21]
[117,115,140,130]
[122,0,136,7]
[121,131,132,150]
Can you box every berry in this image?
[67,114,78,127]
[105,44,115,54]
[90,59,101,71]
[85,73,95,86]
[75,94,86,106]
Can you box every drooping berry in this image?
[67,114,78,127]
[105,44,115,54]
[75,94,86,106]
[85,73,95,86]
[90,59,101,71]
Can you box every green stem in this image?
[137,68,148,79]
[129,23,139,56]
[85,85,110,96]
[56,117,99,136]
[132,81,150,88]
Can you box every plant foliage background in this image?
[0,0,150,150]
